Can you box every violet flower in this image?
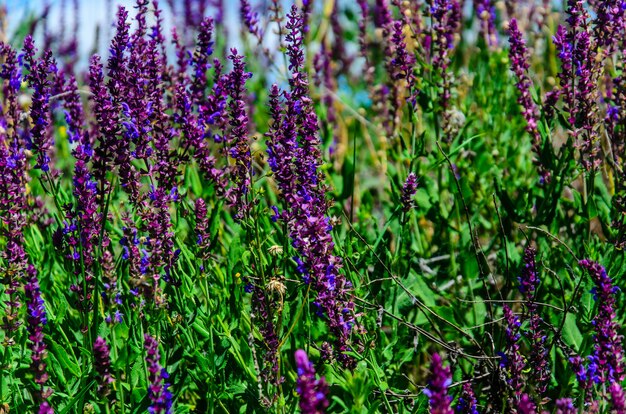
[507,18,550,184]
[240,0,263,43]
[0,42,27,337]
[554,398,576,414]
[93,336,115,396]
[474,0,497,47]
[424,353,453,414]
[500,306,525,397]
[456,382,479,414]
[610,382,626,414]
[591,1,626,51]
[22,36,57,173]
[579,259,624,384]
[517,246,549,396]
[224,49,253,220]
[190,17,214,103]
[401,172,418,212]
[430,0,462,138]
[144,334,173,414]
[553,2,600,170]
[64,74,100,313]
[24,265,53,409]
[516,394,537,414]
[294,349,329,414]
[265,6,359,367]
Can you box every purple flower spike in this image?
[517,246,549,396]
[265,5,360,367]
[501,305,525,397]
[610,382,626,414]
[24,265,53,407]
[507,18,550,184]
[516,394,537,414]
[401,173,418,212]
[579,259,624,384]
[144,334,173,414]
[93,336,115,396]
[22,36,57,173]
[294,350,329,414]
[424,353,453,414]
[456,382,478,414]
[475,0,497,47]
[240,0,263,42]
[224,49,253,220]
[555,398,576,414]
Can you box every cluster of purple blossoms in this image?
[93,336,115,396]
[24,265,53,411]
[401,172,418,212]
[456,382,479,414]
[21,35,58,173]
[294,349,329,414]
[517,247,549,396]
[424,353,453,414]
[144,334,173,414]
[429,0,462,136]
[516,393,537,414]
[0,42,28,338]
[507,18,550,184]
[239,0,263,43]
[552,1,600,170]
[63,74,102,314]
[265,5,359,367]
[223,49,253,220]
[500,306,525,400]
[590,1,626,51]
[474,0,497,48]
[554,398,577,414]
[571,260,625,410]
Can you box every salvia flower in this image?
[24,265,53,409]
[507,18,550,184]
[475,0,497,47]
[224,49,253,220]
[554,398,576,414]
[501,305,525,397]
[294,349,329,414]
[144,334,173,414]
[0,42,28,338]
[424,353,453,414]
[93,336,115,396]
[240,0,263,43]
[22,36,57,172]
[266,5,360,367]
[609,382,626,414]
[456,382,479,414]
[516,393,537,414]
[517,246,549,396]
[401,172,418,212]
[579,259,624,384]
[553,2,601,170]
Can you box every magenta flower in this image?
[93,336,115,396]
[294,350,329,414]
[424,353,453,414]
[144,334,173,414]
[401,173,418,212]
[507,18,550,183]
